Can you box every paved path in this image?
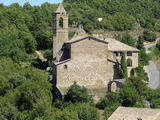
[144,44,160,89]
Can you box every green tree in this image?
[120,52,128,78]
[64,82,91,103]
[74,103,98,120]
[120,80,143,107]
[143,30,157,42]
[121,33,136,47]
[96,92,120,110]
[137,36,144,50]
[146,89,160,108]
[138,48,150,66]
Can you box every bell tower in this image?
[53,3,68,61]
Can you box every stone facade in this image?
[52,4,139,94]
[112,51,138,76]
[54,37,115,90]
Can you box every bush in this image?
[114,33,136,47]
[64,82,91,103]
[143,30,157,42]
[128,77,148,96]
[96,92,120,110]
[146,89,160,108]
[52,108,79,120]
[132,67,149,82]
[137,36,144,50]
[120,80,142,107]
[84,23,94,34]
[44,49,53,67]
[104,104,119,120]
[75,103,98,120]
[121,33,136,47]
[138,48,150,66]
[53,102,98,120]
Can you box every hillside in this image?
[64,0,160,33]
[1,1,160,120]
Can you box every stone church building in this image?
[53,4,139,93]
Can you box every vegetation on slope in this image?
[64,0,160,33]
[0,0,160,119]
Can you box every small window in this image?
[127,59,132,67]
[59,17,63,28]
[120,52,122,56]
[114,52,118,56]
[64,65,68,69]
[127,51,132,56]
[137,118,142,120]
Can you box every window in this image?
[127,51,132,56]
[127,59,132,67]
[137,118,142,120]
[114,52,118,56]
[64,65,68,69]
[59,17,63,28]
[120,52,122,56]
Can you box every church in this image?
[52,4,139,94]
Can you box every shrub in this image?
[121,33,136,47]
[138,48,150,66]
[75,103,98,120]
[64,82,91,103]
[96,92,120,110]
[146,89,160,108]
[104,104,119,120]
[143,30,157,42]
[120,80,142,107]
[84,23,94,34]
[137,36,144,50]
[132,67,149,82]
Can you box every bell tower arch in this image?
[53,3,68,61]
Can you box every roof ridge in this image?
[65,36,108,44]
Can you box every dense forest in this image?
[1,0,160,120]
[64,0,160,33]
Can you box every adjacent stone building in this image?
[108,107,160,120]
[53,4,139,93]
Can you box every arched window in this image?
[127,59,132,67]
[59,17,63,28]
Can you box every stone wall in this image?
[56,38,114,90]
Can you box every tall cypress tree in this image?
[121,52,128,78]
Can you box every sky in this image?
[0,0,63,6]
